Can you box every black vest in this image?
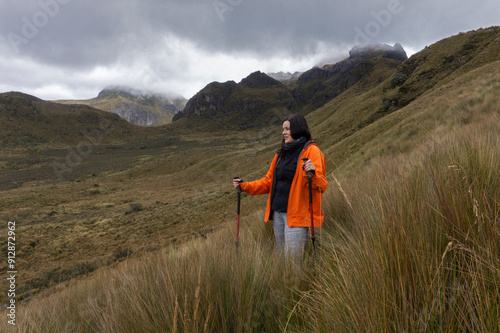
[271,137,307,212]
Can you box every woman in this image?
[233,114,328,261]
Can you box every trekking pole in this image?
[302,158,316,258]
[233,177,242,250]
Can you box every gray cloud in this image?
[0,0,499,100]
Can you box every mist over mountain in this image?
[266,71,302,84]
[349,43,407,61]
[98,85,186,103]
[57,86,187,126]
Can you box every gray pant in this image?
[273,211,308,262]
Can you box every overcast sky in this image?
[0,0,498,100]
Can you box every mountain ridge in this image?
[173,43,409,127]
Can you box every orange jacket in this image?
[240,141,328,228]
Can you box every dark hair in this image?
[285,114,311,141]
[277,114,312,155]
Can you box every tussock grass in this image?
[302,116,500,332]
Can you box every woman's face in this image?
[282,121,295,144]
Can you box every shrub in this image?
[391,73,408,89]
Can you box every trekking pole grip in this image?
[302,158,313,178]
[233,176,242,193]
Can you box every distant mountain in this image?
[308,26,500,151]
[173,71,295,129]
[266,71,302,84]
[379,29,500,114]
[57,87,187,126]
[349,42,407,61]
[292,43,408,113]
[174,43,409,127]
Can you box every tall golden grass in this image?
[304,114,500,332]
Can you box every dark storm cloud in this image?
[206,0,500,54]
[1,1,144,68]
[1,0,403,63]
[0,0,499,99]
[2,0,500,60]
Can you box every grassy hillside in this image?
[1,27,499,332]
[0,92,138,148]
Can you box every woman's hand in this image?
[302,159,316,173]
[233,178,242,188]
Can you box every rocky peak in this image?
[267,71,302,84]
[173,81,238,120]
[349,43,408,62]
[92,86,186,126]
[240,71,282,88]
[173,71,295,126]
[98,86,143,99]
